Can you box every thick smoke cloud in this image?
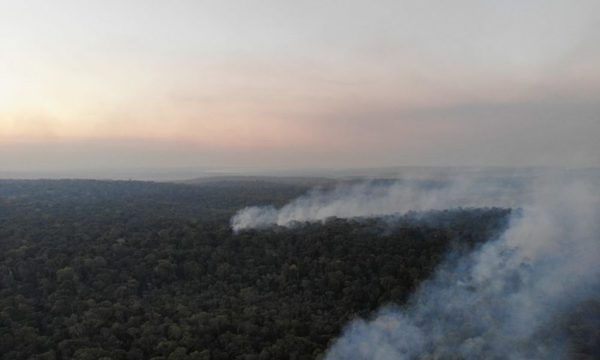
[231,177,527,232]
[324,179,599,359]
[231,174,599,359]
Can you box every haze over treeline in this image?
[2,0,600,175]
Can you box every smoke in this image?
[230,173,599,358]
[231,177,528,232]
[324,178,600,359]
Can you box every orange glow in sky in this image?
[1,1,599,174]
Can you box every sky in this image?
[1,0,599,177]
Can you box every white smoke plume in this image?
[230,173,599,358]
[324,179,600,359]
[231,177,527,232]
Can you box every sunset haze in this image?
[2,0,599,176]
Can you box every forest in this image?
[0,179,597,359]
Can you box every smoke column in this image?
[231,177,526,232]
[324,179,599,359]
[231,174,599,358]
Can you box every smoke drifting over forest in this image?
[230,176,527,232]
[231,175,600,359]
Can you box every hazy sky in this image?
[1,0,599,176]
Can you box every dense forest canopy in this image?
[0,180,597,359]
